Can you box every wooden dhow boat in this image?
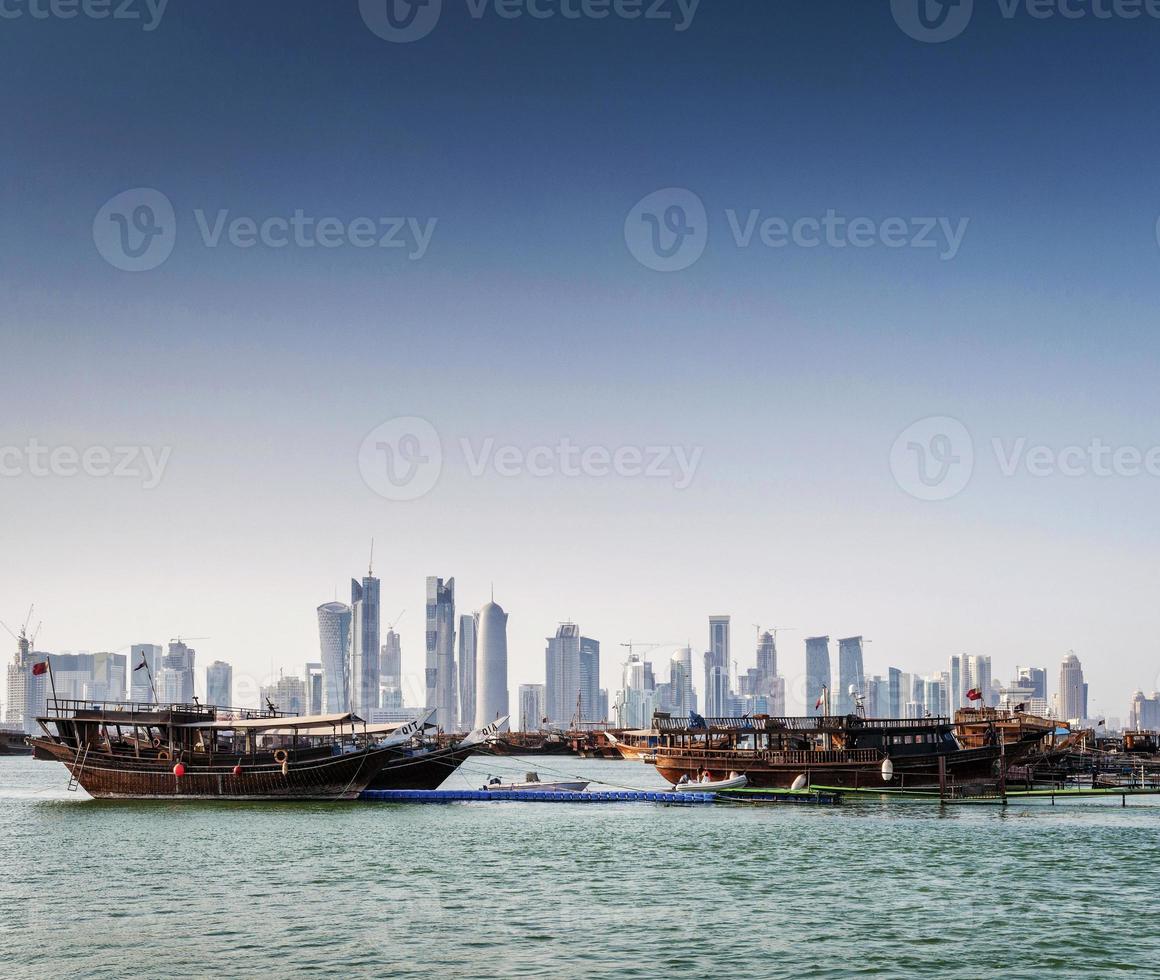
[649,712,1022,790]
[364,714,508,791]
[30,699,423,801]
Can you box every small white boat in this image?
[481,772,590,793]
[672,773,749,792]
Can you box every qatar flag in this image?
[31,662,48,676]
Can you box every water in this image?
[3,753,1159,979]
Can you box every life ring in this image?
[273,749,289,764]
[157,749,171,761]
[152,738,162,749]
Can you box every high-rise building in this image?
[704,616,731,715]
[964,655,992,707]
[1059,652,1088,721]
[206,661,233,707]
[1015,666,1047,702]
[617,654,657,729]
[1129,691,1160,731]
[380,629,402,710]
[669,647,694,718]
[518,683,546,732]
[5,630,48,734]
[887,667,902,718]
[805,636,831,715]
[865,675,885,717]
[129,644,161,703]
[305,662,323,715]
[458,613,477,731]
[545,623,581,727]
[350,567,381,718]
[425,576,457,729]
[87,652,127,702]
[578,636,601,723]
[475,597,509,729]
[837,637,865,714]
[317,601,352,714]
[260,674,307,715]
[160,641,196,704]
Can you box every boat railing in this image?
[43,699,294,721]
[656,746,882,765]
[652,714,950,734]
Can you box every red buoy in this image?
[232,765,242,777]
[173,762,186,777]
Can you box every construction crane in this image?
[1,604,41,648]
[619,641,679,661]
[385,610,406,632]
[169,636,209,646]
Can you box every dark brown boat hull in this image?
[654,745,1004,789]
[30,739,403,801]
[364,745,474,791]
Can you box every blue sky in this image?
[3,1,1160,718]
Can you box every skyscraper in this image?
[260,674,307,715]
[518,683,546,732]
[380,629,402,711]
[1016,666,1047,702]
[5,630,47,734]
[669,647,694,717]
[805,636,831,716]
[206,660,233,707]
[1059,652,1088,721]
[578,635,601,723]
[964,655,993,707]
[305,662,323,715]
[703,616,730,713]
[837,636,865,714]
[350,565,381,718]
[887,666,902,718]
[475,597,509,728]
[756,631,777,682]
[160,641,196,704]
[129,644,161,703]
[545,622,580,726]
[458,613,477,731]
[425,577,457,728]
[317,601,352,714]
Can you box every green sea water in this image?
[2,753,1158,979]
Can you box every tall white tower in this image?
[474,596,509,729]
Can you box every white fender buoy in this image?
[791,774,808,791]
[881,758,894,782]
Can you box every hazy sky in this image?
[3,1,1160,719]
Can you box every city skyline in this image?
[3,585,1130,732]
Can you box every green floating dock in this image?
[809,784,1160,805]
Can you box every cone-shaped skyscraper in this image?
[474,595,509,729]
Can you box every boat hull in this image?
[653,745,1004,789]
[30,739,404,801]
[364,745,474,791]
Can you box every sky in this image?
[3,0,1160,720]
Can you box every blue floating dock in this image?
[360,788,715,804]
